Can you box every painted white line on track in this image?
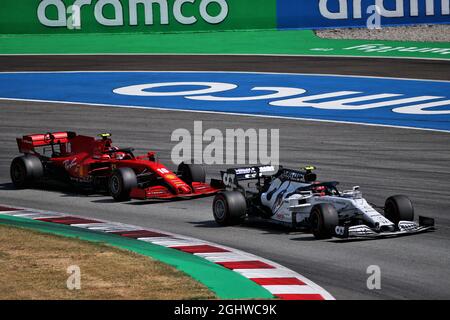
[1,97,450,135]
[263,285,321,294]
[196,253,256,262]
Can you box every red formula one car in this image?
[10,132,221,201]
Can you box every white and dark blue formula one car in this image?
[212,166,435,239]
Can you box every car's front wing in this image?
[334,217,435,239]
[130,182,221,200]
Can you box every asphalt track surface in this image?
[1,55,449,80]
[0,55,449,299]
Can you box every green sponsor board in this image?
[0,0,276,34]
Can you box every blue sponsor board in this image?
[277,0,450,29]
[0,71,449,131]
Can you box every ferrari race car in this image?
[212,165,435,239]
[10,132,221,201]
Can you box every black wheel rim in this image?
[110,176,120,195]
[12,163,25,184]
[310,210,319,231]
[214,199,226,220]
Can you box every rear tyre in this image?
[10,155,44,188]
[213,191,247,226]
[384,195,414,224]
[178,162,206,183]
[309,203,339,239]
[109,168,137,202]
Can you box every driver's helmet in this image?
[114,151,126,160]
[101,142,118,153]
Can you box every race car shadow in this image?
[0,182,203,206]
[326,233,428,243]
[90,197,189,205]
[191,217,374,241]
[90,198,120,204]
[288,235,319,241]
[243,219,314,237]
[42,185,106,199]
[0,182,111,200]
[0,183,15,190]
[189,220,222,228]
[124,198,193,205]
[328,238,379,243]
[290,236,378,243]
[0,182,77,195]
[190,219,312,237]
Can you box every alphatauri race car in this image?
[212,166,435,239]
[10,131,221,201]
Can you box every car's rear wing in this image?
[222,165,276,180]
[220,166,276,189]
[17,131,76,154]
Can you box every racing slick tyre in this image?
[10,155,44,188]
[309,203,339,240]
[177,162,206,183]
[108,168,138,202]
[213,191,247,226]
[384,195,414,224]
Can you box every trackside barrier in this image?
[0,1,448,35]
[277,0,450,29]
[0,0,276,34]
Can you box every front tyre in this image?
[213,191,247,226]
[177,162,206,183]
[10,155,44,188]
[384,195,414,224]
[109,168,137,202]
[309,203,339,239]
